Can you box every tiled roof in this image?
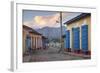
[23,25,42,35]
[64,13,91,25]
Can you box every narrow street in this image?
[23,47,87,62]
[22,11,91,63]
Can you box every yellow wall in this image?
[66,16,91,51]
[23,29,28,54]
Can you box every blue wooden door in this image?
[81,25,88,52]
[65,30,70,48]
[72,27,80,50]
[26,35,31,50]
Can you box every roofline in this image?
[64,13,91,25]
[23,25,42,35]
[23,25,33,31]
[29,31,42,35]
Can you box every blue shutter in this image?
[65,30,70,48]
[72,27,80,50]
[64,38,66,49]
[81,25,88,51]
[26,35,31,50]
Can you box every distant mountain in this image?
[35,26,66,40]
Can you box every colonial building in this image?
[23,25,47,54]
[64,13,91,55]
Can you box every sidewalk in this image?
[23,47,89,62]
[63,51,91,59]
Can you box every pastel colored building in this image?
[23,25,47,55]
[64,13,91,55]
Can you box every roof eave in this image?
[64,13,91,25]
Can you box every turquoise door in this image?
[81,25,88,52]
[72,27,80,50]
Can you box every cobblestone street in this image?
[22,11,91,63]
[23,47,89,62]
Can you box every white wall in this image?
[0,0,100,73]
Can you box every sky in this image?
[23,10,82,29]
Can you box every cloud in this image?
[23,21,42,29]
[23,13,61,29]
[23,12,82,29]
[33,13,60,28]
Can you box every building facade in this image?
[64,13,91,55]
[23,25,44,55]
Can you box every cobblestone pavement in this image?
[23,47,90,62]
